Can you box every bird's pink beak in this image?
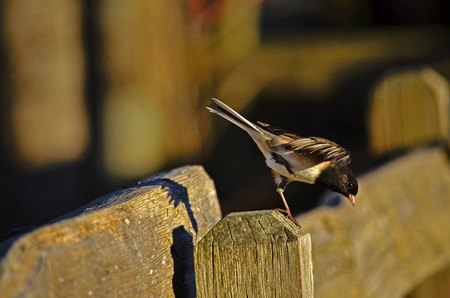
[348,194,355,206]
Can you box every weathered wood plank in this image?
[298,146,450,297]
[0,165,221,298]
[195,210,314,298]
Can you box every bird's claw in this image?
[276,208,300,226]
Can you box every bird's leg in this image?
[276,189,299,225]
[273,174,299,225]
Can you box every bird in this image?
[207,98,358,224]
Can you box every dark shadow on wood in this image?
[160,178,198,233]
[171,226,196,298]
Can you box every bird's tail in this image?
[207,98,261,134]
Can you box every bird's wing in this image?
[285,136,351,166]
[258,121,351,166]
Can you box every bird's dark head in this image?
[315,164,358,206]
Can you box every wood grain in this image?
[0,165,221,298]
[195,210,314,298]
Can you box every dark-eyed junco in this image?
[207,98,358,223]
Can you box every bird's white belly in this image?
[265,153,324,184]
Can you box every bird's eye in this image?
[347,183,353,189]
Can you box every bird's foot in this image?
[276,208,300,226]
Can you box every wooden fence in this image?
[2,2,450,297]
[2,145,450,297]
[2,65,450,296]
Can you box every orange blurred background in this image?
[1,0,450,240]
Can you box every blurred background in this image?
[0,0,450,246]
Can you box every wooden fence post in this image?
[368,67,449,156]
[194,210,314,298]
